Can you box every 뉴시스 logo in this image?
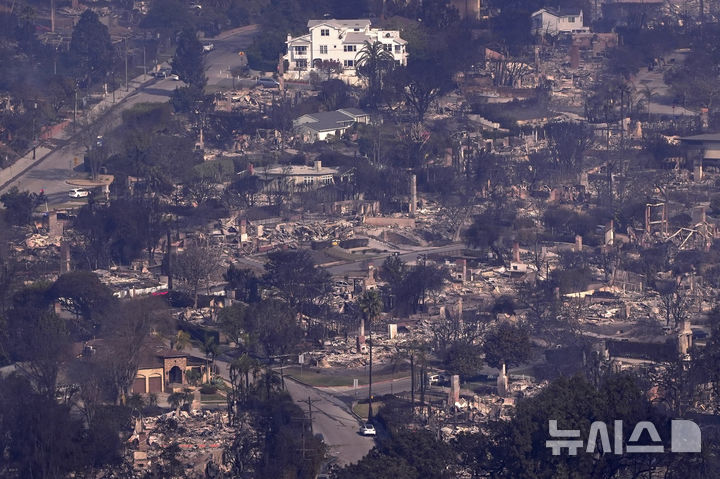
[546,419,701,455]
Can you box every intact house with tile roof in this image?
[284,19,407,80]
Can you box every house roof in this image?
[307,19,371,30]
[287,34,311,44]
[680,133,720,143]
[299,110,358,132]
[343,31,371,44]
[337,107,368,118]
[533,7,583,17]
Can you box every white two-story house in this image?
[284,19,408,81]
[531,8,589,36]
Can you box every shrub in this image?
[199,384,217,395]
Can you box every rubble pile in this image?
[127,409,247,476]
[266,220,356,243]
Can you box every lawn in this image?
[284,365,410,388]
[353,401,384,420]
[200,393,226,403]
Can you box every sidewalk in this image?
[0,73,155,192]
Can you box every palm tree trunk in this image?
[410,353,415,416]
[368,327,373,420]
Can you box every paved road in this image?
[0,26,259,203]
[285,378,374,467]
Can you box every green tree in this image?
[482,321,530,372]
[380,253,406,285]
[356,40,396,109]
[263,250,332,313]
[69,10,114,86]
[224,264,260,302]
[172,27,206,89]
[0,187,39,226]
[47,271,115,335]
[250,299,302,358]
[218,302,250,348]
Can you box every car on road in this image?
[68,188,90,198]
[203,43,214,52]
[154,68,172,78]
[168,73,180,81]
[360,424,376,436]
[257,77,280,88]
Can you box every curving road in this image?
[0,26,260,204]
[285,378,375,467]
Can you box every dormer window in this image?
[321,29,330,36]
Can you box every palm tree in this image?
[172,330,191,351]
[357,289,383,419]
[203,336,218,382]
[355,40,395,109]
[639,85,657,120]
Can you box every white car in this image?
[168,73,180,81]
[68,188,90,198]
[203,43,214,52]
[360,424,376,436]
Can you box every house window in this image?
[320,29,330,36]
[296,59,307,70]
[383,44,391,52]
[394,45,401,53]
[320,45,328,54]
[568,16,575,22]
[343,45,357,52]
[293,46,307,55]
[343,59,354,67]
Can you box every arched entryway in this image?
[169,366,183,384]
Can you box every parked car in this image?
[155,68,172,78]
[203,43,214,52]
[68,188,90,198]
[257,77,280,88]
[360,424,376,436]
[168,73,180,81]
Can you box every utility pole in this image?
[124,36,129,92]
[298,396,320,435]
[368,324,373,420]
[166,228,173,290]
[73,87,78,132]
[143,46,146,79]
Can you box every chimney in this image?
[455,259,467,281]
[513,242,520,263]
[575,235,583,252]
[314,159,322,171]
[448,374,460,405]
[60,241,71,273]
[410,174,417,217]
[497,364,508,397]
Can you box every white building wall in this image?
[285,21,407,77]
